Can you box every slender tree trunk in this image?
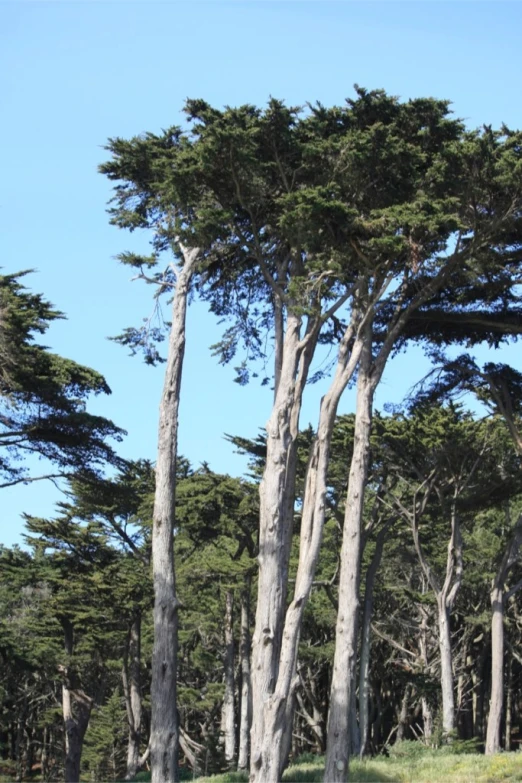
[396,684,411,742]
[324,328,374,783]
[61,621,93,783]
[485,513,522,754]
[485,584,504,754]
[250,313,364,783]
[150,247,199,783]
[438,600,455,738]
[421,698,433,743]
[418,607,434,743]
[222,591,236,767]
[238,579,252,771]
[504,653,513,751]
[359,522,390,757]
[123,614,143,780]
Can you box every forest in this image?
[1,89,522,783]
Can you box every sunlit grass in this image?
[189,750,522,783]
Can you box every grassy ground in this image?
[187,750,522,783]
[1,749,520,782]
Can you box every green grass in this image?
[188,750,522,783]
[2,750,520,783]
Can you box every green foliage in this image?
[83,689,128,782]
[0,270,125,486]
[102,88,522,385]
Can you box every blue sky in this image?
[2,0,521,547]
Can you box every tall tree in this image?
[324,113,522,781]
[102,94,522,783]
[410,356,522,753]
[101,132,202,783]
[52,462,155,778]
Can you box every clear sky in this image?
[2,0,521,547]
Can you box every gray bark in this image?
[250,310,365,783]
[324,327,374,783]
[123,614,142,780]
[485,513,522,754]
[409,490,464,742]
[61,620,93,783]
[222,591,236,767]
[249,312,317,782]
[485,584,504,755]
[322,264,426,781]
[421,698,433,743]
[238,579,252,770]
[150,246,199,783]
[396,684,411,742]
[505,653,513,751]
[438,600,455,737]
[418,608,434,742]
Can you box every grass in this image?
[187,749,522,783]
[1,749,520,783]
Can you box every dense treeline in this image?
[2,87,522,783]
[1,405,522,781]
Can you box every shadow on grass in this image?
[129,760,399,783]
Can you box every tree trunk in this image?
[62,686,92,783]
[249,312,316,782]
[250,313,364,783]
[504,652,513,751]
[150,247,199,783]
[324,329,374,783]
[438,601,455,738]
[60,619,93,783]
[485,513,522,755]
[222,591,236,768]
[485,584,504,754]
[421,698,433,743]
[396,684,411,742]
[238,579,252,771]
[123,614,143,780]
[359,522,389,757]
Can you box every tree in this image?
[21,515,129,783]
[101,92,522,783]
[376,407,501,737]
[51,462,155,778]
[0,270,124,488]
[101,130,203,783]
[410,356,522,753]
[324,112,522,782]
